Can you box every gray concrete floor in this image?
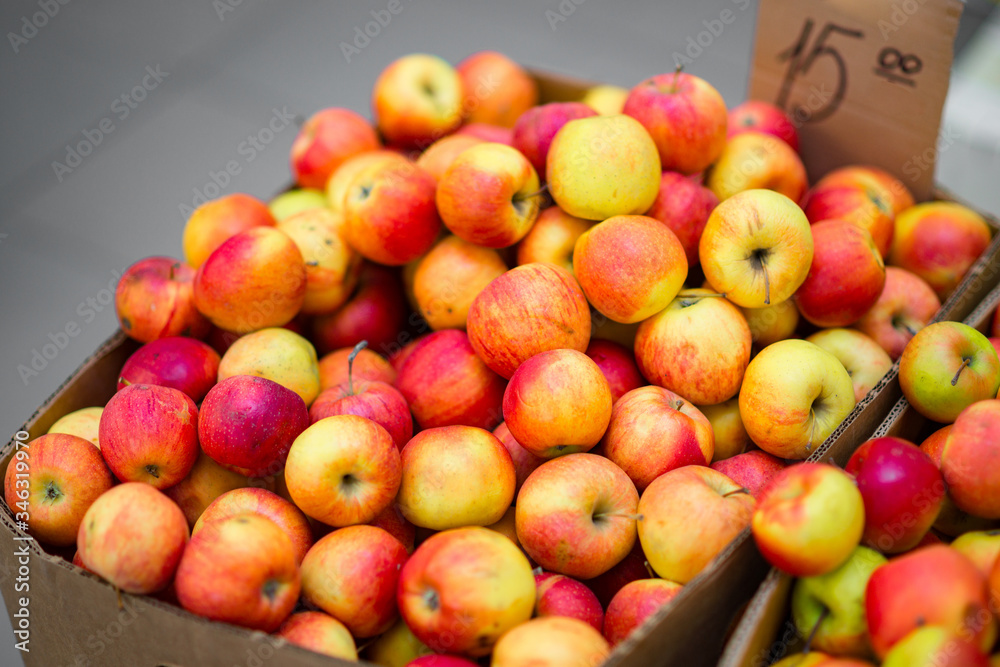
[1,1,998,665]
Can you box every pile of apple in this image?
[755,312,1000,667]
[5,48,996,666]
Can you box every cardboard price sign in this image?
[749,0,963,201]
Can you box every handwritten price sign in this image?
[749,0,963,201]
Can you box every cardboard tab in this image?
[749,0,963,201]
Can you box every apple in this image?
[300,524,407,637]
[952,530,1000,578]
[801,167,900,258]
[503,348,612,458]
[193,487,312,565]
[395,329,507,430]
[117,336,220,403]
[921,425,1000,536]
[436,143,541,248]
[413,236,508,331]
[727,100,799,152]
[267,188,328,222]
[162,452,249,528]
[591,313,641,349]
[534,571,604,632]
[515,206,592,272]
[866,544,995,658]
[397,527,535,656]
[644,171,720,268]
[710,450,787,500]
[492,616,610,666]
[398,425,515,530]
[546,114,661,220]
[511,102,598,179]
[941,399,1000,518]
[740,339,855,459]
[181,193,276,269]
[515,453,639,579]
[416,134,483,181]
[175,514,300,632]
[115,257,210,343]
[311,262,407,356]
[585,339,645,404]
[276,611,358,661]
[217,327,320,405]
[454,122,513,145]
[47,406,103,449]
[467,263,591,379]
[573,215,688,324]
[623,70,727,175]
[77,482,188,593]
[706,132,808,203]
[285,415,401,527]
[699,189,814,308]
[889,201,992,298]
[582,84,629,115]
[4,433,113,546]
[326,150,409,211]
[700,399,750,462]
[408,656,479,667]
[199,375,309,478]
[899,322,1000,423]
[638,466,754,583]
[370,502,416,554]
[100,383,199,488]
[363,618,433,666]
[372,53,464,148]
[741,300,800,348]
[752,463,865,576]
[192,227,307,334]
[318,346,396,390]
[845,437,944,553]
[492,422,545,494]
[341,159,441,265]
[484,506,520,548]
[634,289,751,404]
[602,386,714,491]
[795,219,886,328]
[585,542,651,609]
[854,266,941,360]
[457,50,537,127]
[276,207,362,316]
[806,329,893,404]
[310,378,412,451]
[881,626,991,667]
[290,107,380,189]
[790,545,887,658]
[603,578,683,646]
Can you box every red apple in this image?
[920,426,1000,536]
[117,336,220,402]
[373,54,463,148]
[318,346,396,390]
[941,399,1000,518]
[175,514,300,632]
[801,166,899,258]
[115,257,210,343]
[845,437,944,553]
[416,134,484,182]
[100,384,199,489]
[585,339,645,404]
[710,450,787,500]
[457,50,537,127]
[644,171,720,267]
[276,612,357,661]
[454,122,513,145]
[623,70,728,175]
[795,219,886,327]
[198,375,309,478]
[492,422,545,494]
[311,262,408,356]
[413,235,508,330]
[502,348,612,458]
[290,107,380,190]
[602,386,714,491]
[603,578,683,646]
[193,487,313,565]
[727,100,799,152]
[4,433,114,546]
[310,379,412,450]
[370,502,416,553]
[511,102,598,179]
[534,571,604,632]
[300,524,408,637]
[181,193,276,269]
[585,541,650,609]
[467,263,591,379]
[855,266,941,360]
[192,227,307,334]
[706,132,808,203]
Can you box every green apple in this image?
[899,322,1000,423]
[791,545,886,657]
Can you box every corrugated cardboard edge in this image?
[717,282,1000,667]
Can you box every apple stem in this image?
[115,587,124,611]
[762,264,771,305]
[513,183,550,202]
[951,357,971,386]
[118,377,131,387]
[722,488,751,498]
[676,291,727,299]
[644,560,657,578]
[347,340,368,396]
[593,512,644,521]
[670,64,683,94]
[803,606,829,653]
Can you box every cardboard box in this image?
[717,282,1000,667]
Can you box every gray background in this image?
[1,0,998,664]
